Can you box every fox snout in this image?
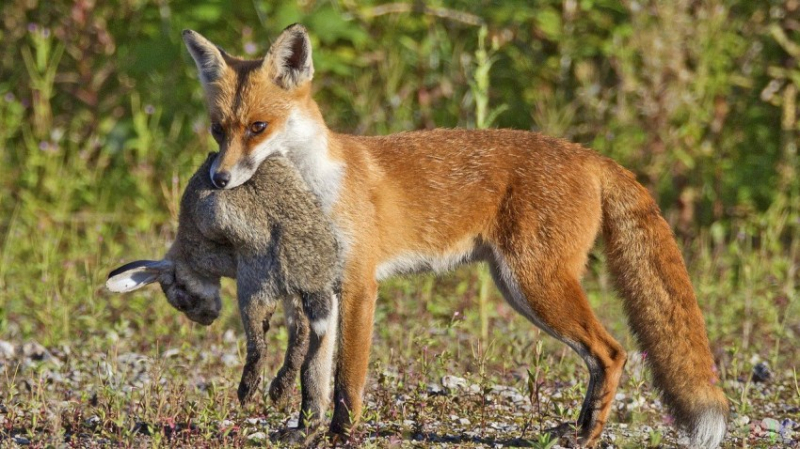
[208,145,263,190]
[211,170,231,189]
[202,152,232,189]
[209,152,248,190]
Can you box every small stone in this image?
[245,417,266,426]
[0,341,15,359]
[762,417,781,432]
[22,342,49,360]
[459,418,471,426]
[84,415,101,427]
[734,415,750,427]
[489,422,507,430]
[468,384,481,394]
[491,385,525,403]
[247,431,267,441]
[751,362,771,383]
[427,383,444,395]
[13,435,30,445]
[218,419,235,429]
[223,329,237,343]
[221,353,239,367]
[442,375,467,390]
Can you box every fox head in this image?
[182,25,325,189]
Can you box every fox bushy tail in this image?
[600,161,728,448]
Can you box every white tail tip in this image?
[690,409,726,448]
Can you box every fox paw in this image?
[544,422,580,447]
[543,422,600,448]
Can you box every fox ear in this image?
[264,24,314,90]
[182,30,229,87]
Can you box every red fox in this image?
[181,25,728,448]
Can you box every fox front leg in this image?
[299,290,337,427]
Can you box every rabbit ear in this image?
[106,260,174,293]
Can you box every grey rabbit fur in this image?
[106,152,339,432]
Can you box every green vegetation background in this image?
[0,0,799,434]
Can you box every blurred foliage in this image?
[1,1,798,230]
[0,0,798,341]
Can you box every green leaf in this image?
[273,2,304,28]
[307,5,368,45]
[190,4,222,22]
[535,8,562,40]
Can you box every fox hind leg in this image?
[487,249,626,447]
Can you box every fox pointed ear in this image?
[182,30,229,87]
[263,24,314,90]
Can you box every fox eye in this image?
[210,123,224,141]
[250,121,268,135]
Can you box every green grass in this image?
[1,189,798,447]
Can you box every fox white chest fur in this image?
[281,109,344,215]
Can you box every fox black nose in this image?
[212,171,231,188]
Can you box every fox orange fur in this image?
[182,25,728,448]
